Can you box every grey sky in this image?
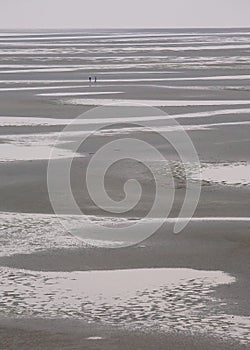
[0,0,249,29]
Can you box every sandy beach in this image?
[0,28,250,349]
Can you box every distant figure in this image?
[94,76,97,84]
[88,76,92,85]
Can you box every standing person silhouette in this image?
[94,76,97,84]
[88,76,92,86]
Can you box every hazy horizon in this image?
[0,0,249,30]
[0,26,250,31]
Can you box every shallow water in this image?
[63,98,250,107]
[192,162,250,186]
[0,265,249,344]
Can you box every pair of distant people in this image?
[88,76,97,84]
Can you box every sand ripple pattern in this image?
[0,267,249,344]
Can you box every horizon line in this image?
[0,26,250,31]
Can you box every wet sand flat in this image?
[0,28,250,349]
